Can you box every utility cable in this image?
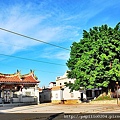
[0,27,70,51]
[1,62,63,75]
[0,53,66,66]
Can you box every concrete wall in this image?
[63,87,86,100]
[12,98,19,103]
[0,96,37,103]
[12,97,37,103]
[0,85,39,104]
[18,85,39,104]
[22,97,36,103]
[51,87,87,104]
[51,90,62,103]
[22,87,35,96]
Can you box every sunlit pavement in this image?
[0,103,120,113]
[0,103,120,120]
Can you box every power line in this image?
[0,63,63,75]
[0,27,70,51]
[0,53,66,66]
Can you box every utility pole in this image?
[116,82,119,104]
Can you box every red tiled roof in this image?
[0,75,21,83]
[0,73,39,84]
[22,74,39,83]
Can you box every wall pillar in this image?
[1,90,4,98]
[35,84,39,104]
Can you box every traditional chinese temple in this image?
[0,70,40,104]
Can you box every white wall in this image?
[63,87,81,100]
[51,87,86,101]
[22,87,35,96]
[51,90,62,101]
[21,85,39,104]
[0,84,39,104]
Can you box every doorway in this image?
[3,90,11,103]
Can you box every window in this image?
[55,93,58,98]
[60,83,62,85]
[69,81,71,83]
[86,90,92,97]
[71,93,74,98]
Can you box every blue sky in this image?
[0,0,120,87]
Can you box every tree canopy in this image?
[66,22,120,92]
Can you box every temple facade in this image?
[0,70,39,104]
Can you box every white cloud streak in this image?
[0,0,119,56]
[0,2,80,55]
[40,50,70,60]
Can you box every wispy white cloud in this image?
[35,46,70,60]
[0,0,119,55]
[0,2,80,55]
[40,50,70,60]
[61,0,120,26]
[55,52,70,60]
[0,4,48,54]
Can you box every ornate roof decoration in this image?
[0,70,39,84]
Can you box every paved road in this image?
[0,103,120,120]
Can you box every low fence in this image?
[0,96,38,104]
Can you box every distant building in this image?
[48,82,56,88]
[0,70,40,105]
[56,72,75,86]
[51,72,86,104]
[39,71,102,104]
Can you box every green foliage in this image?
[66,22,120,91]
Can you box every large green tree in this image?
[66,22,120,92]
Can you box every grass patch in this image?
[94,95,115,101]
